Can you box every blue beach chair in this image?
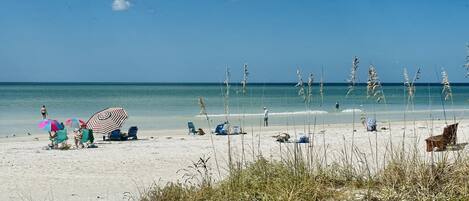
[109,129,125,140]
[127,126,138,140]
[188,122,197,135]
[214,123,228,135]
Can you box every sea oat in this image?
[465,43,469,77]
[307,73,314,104]
[367,64,384,103]
[441,69,452,101]
[403,67,421,99]
[346,56,359,96]
[224,67,230,97]
[319,73,324,106]
[241,63,248,95]
[295,68,306,101]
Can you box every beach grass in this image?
[139,145,469,201]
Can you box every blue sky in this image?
[0,0,468,83]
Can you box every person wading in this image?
[40,105,48,119]
[263,107,269,127]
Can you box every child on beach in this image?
[49,130,57,148]
[73,128,83,148]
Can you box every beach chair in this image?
[127,126,138,140]
[366,118,377,132]
[231,126,244,135]
[81,129,94,144]
[109,129,126,141]
[214,123,228,135]
[55,129,68,144]
[425,123,458,152]
[188,122,197,135]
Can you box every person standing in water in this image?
[335,101,340,111]
[263,107,269,127]
[40,105,48,119]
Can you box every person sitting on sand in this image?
[197,128,205,135]
[73,128,83,148]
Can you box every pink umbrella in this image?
[38,119,63,132]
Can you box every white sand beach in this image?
[0,120,467,201]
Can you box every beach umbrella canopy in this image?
[86,107,128,134]
[38,119,64,132]
[65,118,85,129]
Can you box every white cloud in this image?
[112,0,131,11]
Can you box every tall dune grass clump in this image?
[346,56,359,166]
[402,67,421,152]
[140,146,469,201]
[366,64,389,169]
[440,69,454,123]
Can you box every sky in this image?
[0,0,469,83]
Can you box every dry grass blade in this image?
[346,56,359,97]
[198,96,221,178]
[441,69,452,101]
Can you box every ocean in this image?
[0,83,468,136]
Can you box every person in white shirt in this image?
[263,107,269,127]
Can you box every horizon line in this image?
[1,82,468,86]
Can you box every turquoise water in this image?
[0,83,468,136]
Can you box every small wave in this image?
[341,108,362,113]
[195,110,328,118]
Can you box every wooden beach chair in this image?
[425,123,458,152]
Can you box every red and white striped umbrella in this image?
[86,107,128,134]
